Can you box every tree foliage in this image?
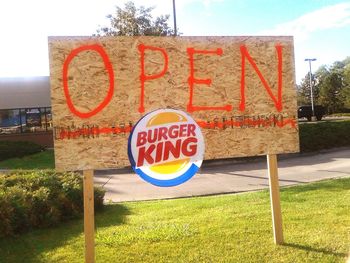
[96,1,175,36]
[341,60,350,109]
[297,71,319,106]
[297,57,350,113]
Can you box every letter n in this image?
[239,44,283,112]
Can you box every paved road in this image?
[94,148,350,202]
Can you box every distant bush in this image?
[299,120,350,152]
[0,141,44,161]
[327,113,350,117]
[0,170,105,237]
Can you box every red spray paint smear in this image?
[58,126,133,140]
[196,117,296,129]
[57,117,296,140]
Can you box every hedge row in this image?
[299,120,350,152]
[0,170,105,237]
[0,141,44,161]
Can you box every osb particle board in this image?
[48,36,299,171]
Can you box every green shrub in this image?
[299,121,350,152]
[0,170,105,237]
[0,141,44,161]
[328,112,350,117]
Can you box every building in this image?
[0,76,53,147]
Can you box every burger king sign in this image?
[128,109,205,187]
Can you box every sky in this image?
[0,0,349,83]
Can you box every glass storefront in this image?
[0,107,52,134]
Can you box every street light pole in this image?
[172,0,177,36]
[304,58,317,117]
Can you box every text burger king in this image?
[128,109,204,187]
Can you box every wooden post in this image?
[83,170,95,263]
[267,154,284,245]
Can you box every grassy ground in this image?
[0,178,349,263]
[0,150,54,169]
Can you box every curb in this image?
[201,146,350,168]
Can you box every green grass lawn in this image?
[0,150,54,170]
[0,178,349,263]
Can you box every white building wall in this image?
[0,76,50,109]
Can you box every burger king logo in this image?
[128,109,204,187]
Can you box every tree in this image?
[317,61,345,114]
[340,57,350,109]
[95,1,175,36]
[297,57,350,113]
[297,70,320,106]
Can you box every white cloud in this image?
[0,0,225,77]
[116,0,224,16]
[94,0,225,31]
[260,2,350,41]
[258,2,350,84]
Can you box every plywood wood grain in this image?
[49,36,299,171]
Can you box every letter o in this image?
[62,44,114,118]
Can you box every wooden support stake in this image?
[267,154,284,245]
[83,170,95,263]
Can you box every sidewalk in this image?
[94,148,350,202]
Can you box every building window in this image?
[0,107,52,134]
[0,109,21,134]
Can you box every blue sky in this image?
[0,0,349,83]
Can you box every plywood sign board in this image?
[49,36,299,171]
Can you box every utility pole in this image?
[304,58,317,117]
[172,0,177,36]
